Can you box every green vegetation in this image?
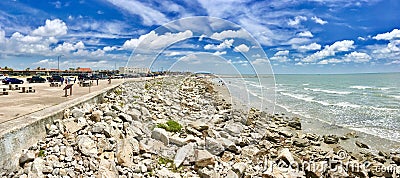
[144,83,151,90]
[156,120,182,133]
[114,89,123,95]
[38,150,45,157]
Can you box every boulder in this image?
[224,123,244,136]
[355,141,369,149]
[205,138,225,155]
[77,135,98,157]
[151,128,169,145]
[323,134,339,144]
[71,108,85,118]
[195,150,215,167]
[189,121,209,132]
[174,143,194,168]
[116,137,139,167]
[19,150,35,166]
[276,148,295,166]
[90,110,103,122]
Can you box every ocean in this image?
[218,73,400,143]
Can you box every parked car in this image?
[27,76,46,83]
[47,75,63,82]
[2,78,24,84]
[67,76,76,82]
[78,75,90,81]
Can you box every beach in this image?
[2,75,400,177]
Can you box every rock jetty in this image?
[3,76,400,177]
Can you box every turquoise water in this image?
[221,73,400,142]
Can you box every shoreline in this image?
[212,76,400,152]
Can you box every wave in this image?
[391,95,400,100]
[304,88,351,95]
[350,85,393,91]
[280,92,314,102]
[302,83,310,86]
[349,85,373,90]
[332,102,361,108]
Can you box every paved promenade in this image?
[0,78,147,125]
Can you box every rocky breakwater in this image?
[3,76,400,177]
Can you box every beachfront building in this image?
[119,67,149,76]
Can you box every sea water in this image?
[220,73,400,142]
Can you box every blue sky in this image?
[0,0,399,74]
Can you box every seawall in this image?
[0,80,126,172]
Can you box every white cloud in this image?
[297,42,322,52]
[233,44,250,53]
[302,40,355,63]
[344,51,371,63]
[122,30,193,50]
[213,51,226,56]
[275,50,289,56]
[54,41,85,53]
[103,46,117,52]
[287,37,310,45]
[210,29,248,41]
[105,0,169,26]
[288,16,307,26]
[251,58,269,65]
[204,39,234,50]
[317,58,342,65]
[298,31,313,38]
[32,19,68,37]
[311,16,328,25]
[373,29,400,40]
[270,50,289,62]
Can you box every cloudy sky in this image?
[0,0,399,74]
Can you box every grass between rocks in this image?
[156,120,182,133]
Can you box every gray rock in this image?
[111,105,123,112]
[205,138,225,155]
[198,167,220,178]
[64,121,82,133]
[224,123,244,136]
[189,121,209,131]
[151,128,169,145]
[19,150,35,166]
[71,108,85,118]
[46,124,60,137]
[226,169,239,178]
[293,138,309,147]
[232,162,246,176]
[118,113,133,122]
[116,137,139,167]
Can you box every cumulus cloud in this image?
[32,19,68,37]
[317,58,342,65]
[311,16,328,25]
[54,41,85,53]
[233,44,250,53]
[344,51,371,63]
[288,16,307,26]
[298,31,313,38]
[373,29,400,40]
[213,51,227,56]
[251,58,269,65]
[204,39,234,50]
[122,30,193,50]
[210,29,248,41]
[302,40,355,63]
[297,42,322,52]
[270,50,290,62]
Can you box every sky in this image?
[0,0,399,74]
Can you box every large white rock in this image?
[77,135,98,157]
[174,143,194,168]
[195,149,215,167]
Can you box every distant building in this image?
[119,67,149,75]
[77,68,92,72]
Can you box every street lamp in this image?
[57,55,64,72]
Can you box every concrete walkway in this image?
[0,77,148,125]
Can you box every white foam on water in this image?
[304,88,351,95]
[332,102,361,108]
[280,92,314,102]
[349,85,373,90]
